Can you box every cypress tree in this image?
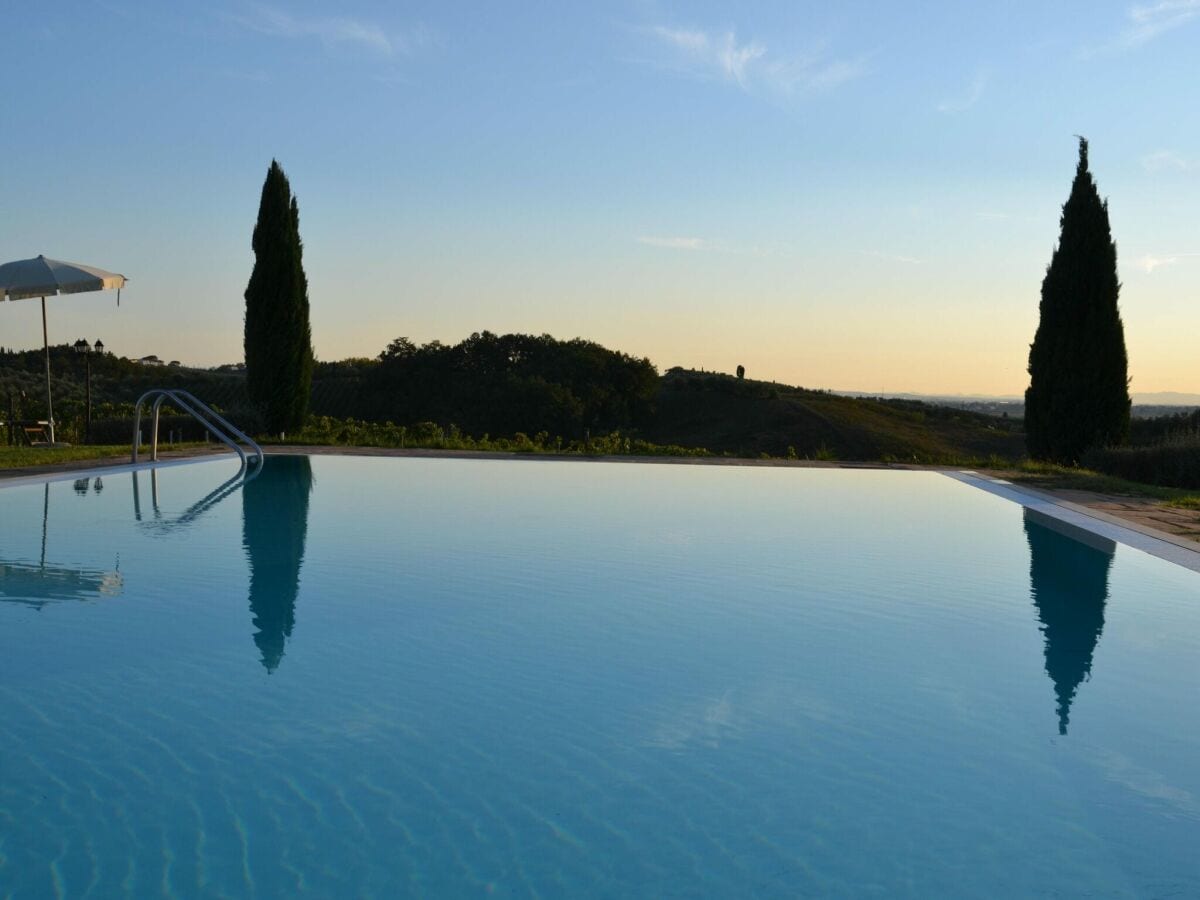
[243,455,313,672]
[244,160,314,434]
[1025,138,1130,463]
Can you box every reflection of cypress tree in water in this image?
[1024,509,1114,735]
[242,457,314,672]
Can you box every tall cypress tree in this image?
[243,455,313,672]
[1025,138,1130,463]
[244,160,314,434]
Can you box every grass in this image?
[1,444,137,470]
[260,416,713,458]
[999,459,1200,508]
[0,442,209,472]
[274,416,1015,466]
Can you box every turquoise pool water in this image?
[2,455,1199,897]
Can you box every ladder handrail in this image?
[133,389,245,467]
[132,389,263,473]
[155,392,249,468]
[170,390,263,462]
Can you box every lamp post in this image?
[73,338,103,443]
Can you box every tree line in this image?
[361,331,658,437]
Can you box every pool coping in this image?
[0,453,235,489]
[4,449,1199,575]
[946,470,1200,574]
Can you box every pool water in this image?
[2,455,1199,897]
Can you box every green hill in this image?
[642,370,1023,463]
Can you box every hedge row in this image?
[1083,434,1200,489]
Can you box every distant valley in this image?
[833,391,1200,418]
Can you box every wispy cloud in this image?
[864,250,921,265]
[1137,254,1177,273]
[637,235,711,251]
[937,72,987,114]
[651,26,709,53]
[1083,0,1200,55]
[225,4,432,56]
[717,33,767,86]
[1088,748,1199,814]
[1134,252,1200,273]
[1142,150,1197,173]
[636,235,776,257]
[797,57,869,91]
[643,25,867,94]
[1126,0,1200,44]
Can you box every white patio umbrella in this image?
[0,255,127,444]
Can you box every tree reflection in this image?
[1024,509,1114,735]
[242,457,314,672]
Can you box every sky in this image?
[2,1,1198,395]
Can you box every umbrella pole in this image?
[41,295,55,444]
[41,482,49,567]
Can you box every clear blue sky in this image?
[3,1,1198,394]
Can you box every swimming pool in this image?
[2,455,1198,897]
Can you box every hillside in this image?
[642,370,1025,462]
[3,350,1025,463]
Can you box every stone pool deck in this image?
[1001,484,1200,542]
[3,444,1199,553]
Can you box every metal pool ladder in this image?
[132,388,263,474]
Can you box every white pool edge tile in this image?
[946,470,1200,575]
[0,453,237,490]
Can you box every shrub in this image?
[1083,435,1200,489]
